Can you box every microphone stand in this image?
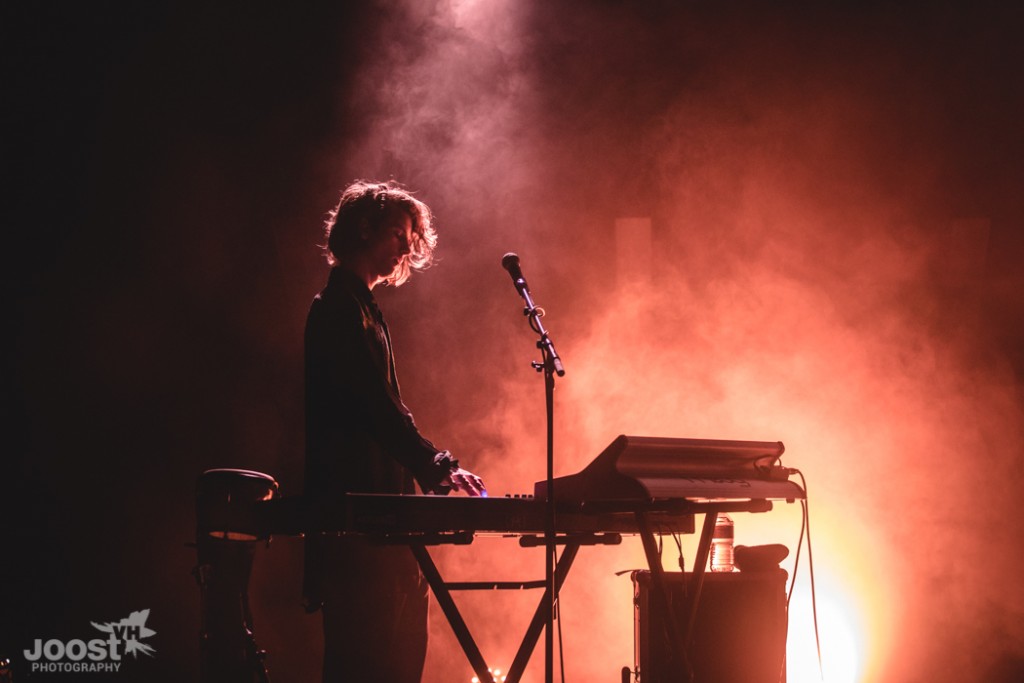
[513,280,564,683]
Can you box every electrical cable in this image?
[551,543,566,683]
[783,469,824,682]
[670,531,686,572]
[779,468,808,683]
[786,484,807,608]
[795,470,824,681]
[557,595,566,683]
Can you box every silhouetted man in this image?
[303,180,485,682]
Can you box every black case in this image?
[632,569,788,683]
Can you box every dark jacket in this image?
[303,267,451,606]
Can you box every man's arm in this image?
[308,292,484,494]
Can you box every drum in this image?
[194,469,277,682]
[196,468,278,541]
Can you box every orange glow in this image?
[235,3,1024,682]
[788,581,866,683]
[10,2,1021,683]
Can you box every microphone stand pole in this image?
[516,286,564,683]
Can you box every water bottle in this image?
[710,513,735,572]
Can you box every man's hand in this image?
[443,467,487,497]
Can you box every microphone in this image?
[501,252,530,294]
[502,251,565,376]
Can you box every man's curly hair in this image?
[323,180,437,287]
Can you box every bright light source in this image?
[788,582,866,683]
[470,666,508,683]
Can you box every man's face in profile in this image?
[365,206,413,282]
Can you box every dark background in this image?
[5,2,1024,682]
